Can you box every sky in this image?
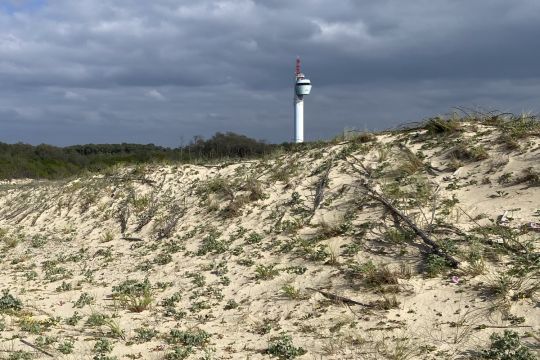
[1,0,540,146]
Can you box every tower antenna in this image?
[295,57,301,76]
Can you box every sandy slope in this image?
[0,122,538,359]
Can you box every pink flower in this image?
[451,276,460,284]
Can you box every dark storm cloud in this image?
[0,0,539,146]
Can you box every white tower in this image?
[294,57,312,143]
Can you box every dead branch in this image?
[155,202,186,240]
[475,325,533,329]
[108,176,156,187]
[121,237,144,242]
[306,287,371,307]
[20,339,54,357]
[361,182,460,268]
[312,158,334,213]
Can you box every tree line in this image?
[0,132,287,180]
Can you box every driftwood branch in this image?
[312,158,334,216]
[155,202,186,240]
[475,325,533,329]
[20,339,54,357]
[344,157,459,267]
[360,182,460,268]
[306,287,371,307]
[121,237,144,242]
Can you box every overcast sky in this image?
[1,0,539,146]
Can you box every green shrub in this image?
[165,346,193,360]
[6,351,33,360]
[224,299,239,310]
[481,330,536,360]
[167,329,211,347]
[197,230,227,256]
[266,333,307,359]
[246,232,263,244]
[132,327,158,344]
[255,264,280,280]
[57,339,75,354]
[424,254,451,277]
[86,313,110,327]
[112,278,153,312]
[73,292,94,308]
[94,338,113,354]
[65,311,82,326]
[0,289,22,313]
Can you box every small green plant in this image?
[86,312,110,327]
[55,281,73,292]
[424,254,451,277]
[35,335,57,347]
[57,339,75,354]
[6,351,33,360]
[161,292,182,307]
[132,327,158,343]
[255,264,280,280]
[515,167,540,187]
[281,284,304,300]
[493,190,509,198]
[266,333,307,359]
[101,230,114,243]
[73,292,94,308]
[165,346,193,360]
[112,278,153,312]
[224,299,239,310]
[347,261,410,290]
[167,328,211,347]
[65,311,82,326]
[197,230,227,256]
[30,234,48,248]
[0,289,22,314]
[154,252,173,265]
[246,232,263,244]
[481,330,536,360]
[24,270,38,281]
[19,316,48,334]
[498,172,513,185]
[94,337,113,354]
[187,272,206,287]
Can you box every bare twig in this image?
[121,237,144,242]
[360,182,460,268]
[306,287,371,307]
[20,339,54,357]
[312,158,334,216]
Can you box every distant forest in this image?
[0,132,293,179]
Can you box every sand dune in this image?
[0,118,539,359]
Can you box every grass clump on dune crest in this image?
[423,116,463,135]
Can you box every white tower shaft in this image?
[294,95,304,143]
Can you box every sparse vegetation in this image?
[267,333,307,359]
[481,330,536,360]
[0,113,538,359]
[112,279,153,312]
[0,289,23,314]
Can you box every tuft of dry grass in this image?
[448,143,489,162]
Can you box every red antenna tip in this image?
[295,57,301,76]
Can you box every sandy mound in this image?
[0,117,538,359]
